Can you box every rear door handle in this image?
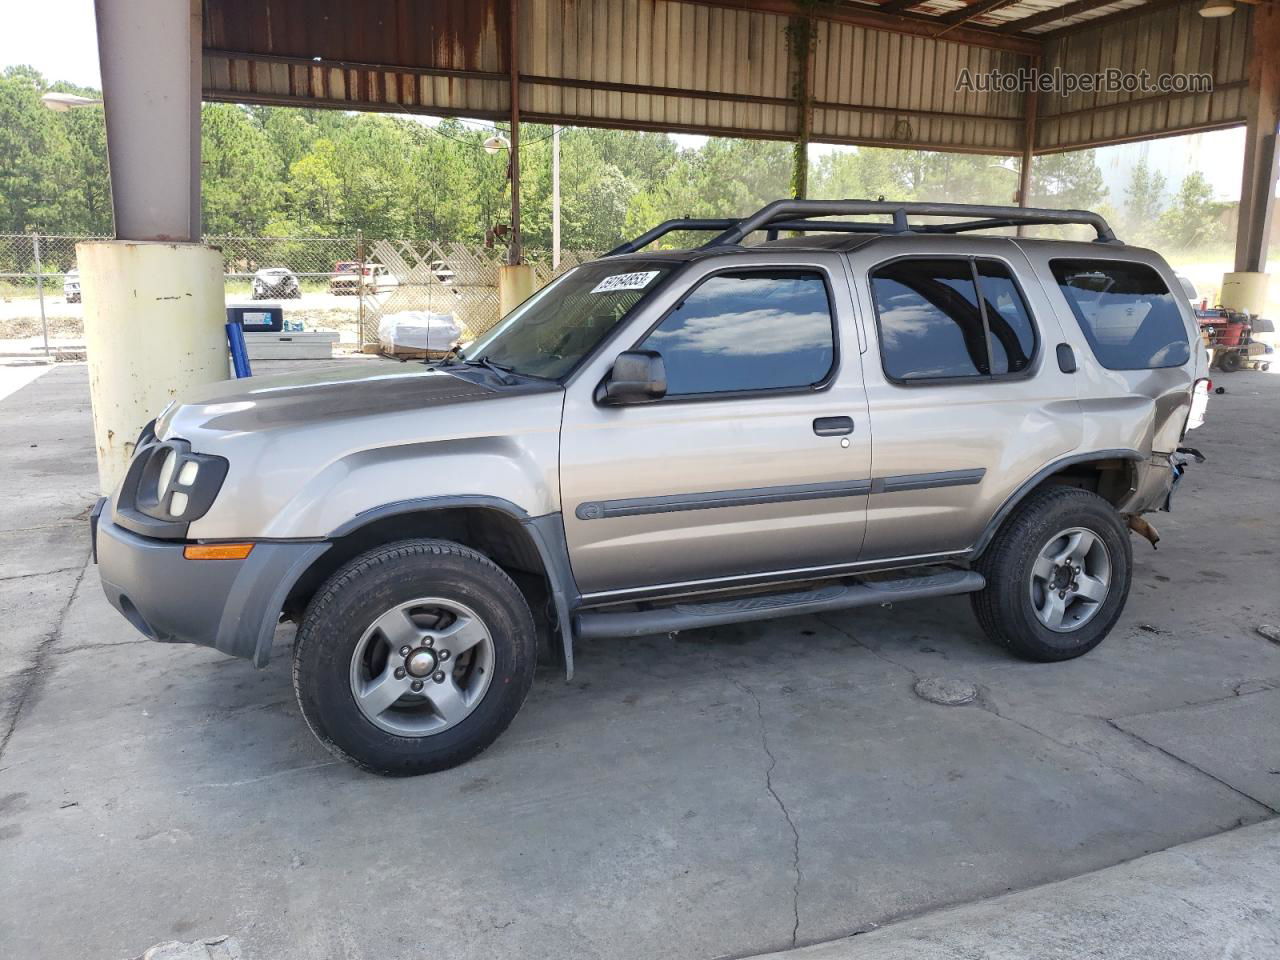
[813,416,855,436]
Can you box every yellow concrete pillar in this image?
[498,263,536,318]
[1220,272,1271,315]
[78,241,228,495]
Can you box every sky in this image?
[2,0,101,88]
[0,0,1247,201]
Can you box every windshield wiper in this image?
[463,354,518,384]
[429,344,463,367]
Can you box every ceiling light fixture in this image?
[1198,0,1235,18]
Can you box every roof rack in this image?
[708,199,1118,246]
[607,199,1118,255]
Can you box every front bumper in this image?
[94,502,329,666]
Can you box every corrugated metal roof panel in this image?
[202,0,1250,156]
[1037,1,1251,151]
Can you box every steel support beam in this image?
[678,0,1040,55]
[508,0,523,267]
[1017,72,1039,236]
[1235,1,1280,274]
[997,0,1121,34]
[94,0,202,241]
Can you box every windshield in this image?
[463,260,677,380]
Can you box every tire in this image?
[1219,351,1242,373]
[293,539,537,776]
[971,486,1132,662]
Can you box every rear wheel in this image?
[972,487,1132,662]
[1219,350,1242,373]
[293,539,537,776]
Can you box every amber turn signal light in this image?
[183,543,255,560]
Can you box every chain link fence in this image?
[1,232,592,353]
[360,239,598,347]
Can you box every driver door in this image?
[559,254,872,600]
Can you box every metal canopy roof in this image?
[202,0,1259,156]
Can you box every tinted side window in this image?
[1051,260,1191,370]
[639,271,835,395]
[871,259,985,380]
[977,261,1037,375]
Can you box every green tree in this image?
[201,103,283,234]
[811,146,906,202]
[1029,149,1108,210]
[1156,171,1230,250]
[51,82,112,234]
[1121,157,1166,245]
[0,67,65,233]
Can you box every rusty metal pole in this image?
[497,0,533,314]
[1016,61,1039,239]
[32,232,49,356]
[790,14,815,201]
[508,0,522,267]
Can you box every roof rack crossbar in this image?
[702,199,1118,246]
[607,219,736,256]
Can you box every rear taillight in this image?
[1187,377,1210,431]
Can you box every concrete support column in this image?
[1228,2,1279,311]
[79,243,227,493]
[87,0,230,494]
[95,0,202,242]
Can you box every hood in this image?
[159,364,548,437]
[159,363,566,541]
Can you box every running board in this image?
[574,569,986,640]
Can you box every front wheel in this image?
[293,539,537,776]
[972,487,1132,662]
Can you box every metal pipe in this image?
[552,125,561,270]
[607,219,737,256]
[1017,60,1039,239]
[508,0,522,267]
[32,232,49,356]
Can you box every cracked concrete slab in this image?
[1113,689,1280,812]
[750,819,1280,960]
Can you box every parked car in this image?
[1174,273,1201,309]
[63,268,80,303]
[329,262,398,296]
[92,200,1210,777]
[251,267,301,300]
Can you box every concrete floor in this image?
[0,361,1277,959]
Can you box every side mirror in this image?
[599,350,667,405]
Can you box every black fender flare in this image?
[326,495,581,679]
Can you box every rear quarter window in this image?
[1050,260,1191,370]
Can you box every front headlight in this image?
[115,438,230,536]
[155,447,178,500]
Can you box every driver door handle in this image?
[813,416,855,436]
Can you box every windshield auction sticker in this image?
[591,271,661,294]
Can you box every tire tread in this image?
[292,538,535,776]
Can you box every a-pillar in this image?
[80,0,228,494]
[1225,2,1279,314]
